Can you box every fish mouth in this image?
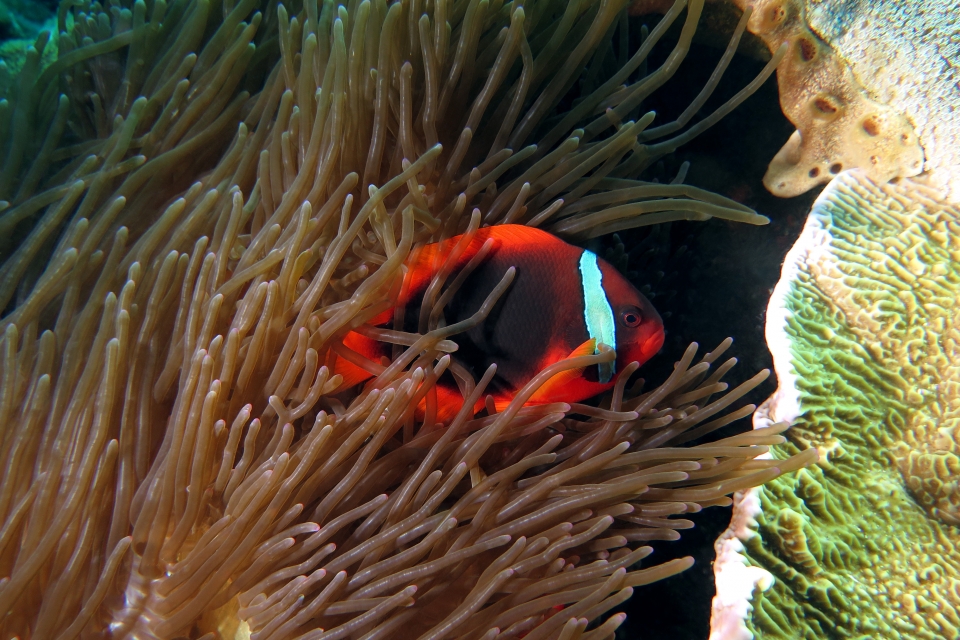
[639,329,665,361]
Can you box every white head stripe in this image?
[579,250,616,383]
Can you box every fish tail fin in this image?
[415,380,475,425]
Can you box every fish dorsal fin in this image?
[400,230,500,303]
[527,338,596,404]
[399,225,557,304]
[483,224,559,247]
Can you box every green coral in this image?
[0,14,58,99]
[742,171,960,639]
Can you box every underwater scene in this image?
[0,0,956,637]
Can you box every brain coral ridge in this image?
[711,169,960,639]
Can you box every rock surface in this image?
[733,0,959,203]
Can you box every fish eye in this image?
[620,307,642,328]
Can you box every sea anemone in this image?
[0,0,812,636]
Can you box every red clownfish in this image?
[334,225,664,420]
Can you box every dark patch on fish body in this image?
[444,236,590,394]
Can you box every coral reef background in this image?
[0,0,54,41]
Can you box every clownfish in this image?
[334,225,664,420]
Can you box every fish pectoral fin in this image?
[330,332,388,390]
[567,338,599,359]
[527,339,596,403]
